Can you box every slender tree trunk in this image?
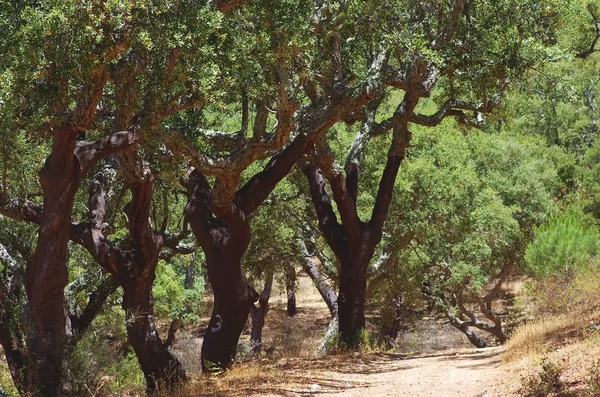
[285,264,297,316]
[250,271,274,355]
[0,279,28,395]
[184,252,196,290]
[297,238,338,318]
[380,296,402,349]
[123,178,187,392]
[25,125,80,395]
[122,278,186,393]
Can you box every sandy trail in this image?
[292,348,504,397]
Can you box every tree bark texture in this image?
[285,264,297,316]
[0,277,28,395]
[380,296,403,349]
[24,125,81,395]
[71,171,186,393]
[183,133,314,371]
[297,238,338,318]
[184,170,258,372]
[250,270,274,355]
[115,176,186,392]
[23,122,137,395]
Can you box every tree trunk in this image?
[184,252,196,289]
[380,296,402,349]
[0,278,28,395]
[338,258,369,348]
[122,278,186,393]
[25,125,80,395]
[285,264,297,316]
[201,250,258,372]
[250,271,274,355]
[297,238,338,318]
[184,170,260,372]
[456,323,488,348]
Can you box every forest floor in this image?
[248,347,506,397]
[172,273,520,397]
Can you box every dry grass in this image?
[499,266,600,395]
[503,313,592,362]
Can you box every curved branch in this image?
[76,128,140,175]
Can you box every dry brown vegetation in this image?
[498,267,600,395]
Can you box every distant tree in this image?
[390,130,563,346]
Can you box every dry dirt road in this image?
[269,347,506,397]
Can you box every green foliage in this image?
[153,259,203,322]
[525,211,600,277]
[392,129,559,291]
[64,304,145,396]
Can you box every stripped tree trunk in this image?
[285,264,297,316]
[183,133,314,372]
[250,270,274,355]
[23,121,138,395]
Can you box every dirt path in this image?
[290,348,504,397]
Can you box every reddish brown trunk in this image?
[200,246,258,371]
[122,278,186,393]
[72,172,187,393]
[25,125,80,395]
[250,271,273,355]
[184,170,258,372]
[337,237,373,348]
[122,178,187,392]
[285,265,297,316]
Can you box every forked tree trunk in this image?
[183,134,313,371]
[285,265,297,316]
[184,170,258,372]
[19,117,137,395]
[72,172,187,393]
[302,95,416,350]
[250,271,274,355]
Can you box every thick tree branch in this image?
[369,94,419,234]
[309,139,362,238]
[410,80,509,127]
[301,163,346,258]
[70,275,119,337]
[576,6,600,59]
[236,133,313,215]
[75,128,140,175]
[296,238,338,318]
